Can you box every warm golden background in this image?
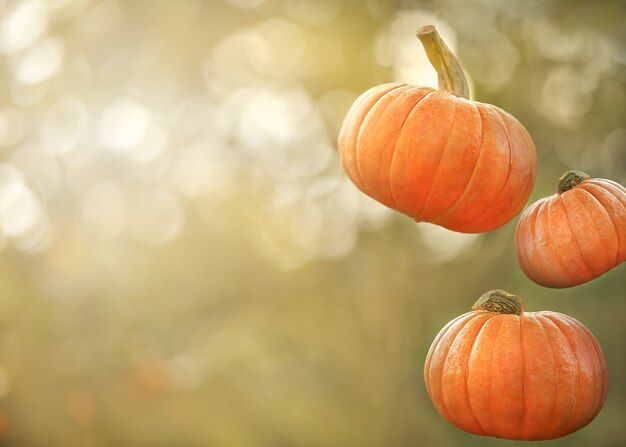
[0,0,624,445]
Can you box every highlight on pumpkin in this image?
[515,170,626,288]
[424,290,608,441]
[337,25,537,234]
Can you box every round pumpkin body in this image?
[338,84,536,233]
[515,172,626,288]
[424,291,608,441]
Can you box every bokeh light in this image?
[99,97,151,151]
[14,37,65,84]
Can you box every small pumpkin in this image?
[424,290,608,440]
[515,170,626,288]
[338,25,536,233]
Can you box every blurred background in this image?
[0,0,624,445]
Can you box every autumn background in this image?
[0,0,624,445]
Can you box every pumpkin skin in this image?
[338,27,537,233]
[515,171,626,288]
[424,290,608,441]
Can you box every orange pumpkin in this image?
[515,170,626,288]
[338,25,536,233]
[425,290,608,440]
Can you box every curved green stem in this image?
[472,290,524,315]
[558,170,590,194]
[417,25,469,99]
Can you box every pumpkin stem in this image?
[416,25,470,99]
[557,170,590,194]
[472,290,524,315]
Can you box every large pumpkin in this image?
[424,290,608,440]
[515,170,626,288]
[338,25,537,233]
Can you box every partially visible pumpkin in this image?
[338,25,536,233]
[424,290,608,440]
[515,170,626,288]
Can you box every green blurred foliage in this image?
[0,0,624,445]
